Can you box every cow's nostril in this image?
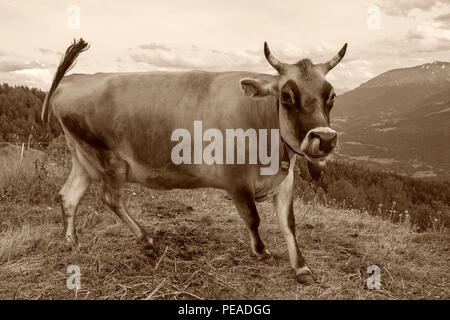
[330,134,337,147]
[308,129,338,154]
[318,133,337,152]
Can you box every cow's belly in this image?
[126,154,290,197]
[137,169,215,190]
[125,157,223,190]
[122,136,292,197]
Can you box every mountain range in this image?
[332,61,450,180]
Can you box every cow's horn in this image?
[322,43,347,74]
[264,42,285,73]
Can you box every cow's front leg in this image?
[274,170,315,285]
[230,189,272,260]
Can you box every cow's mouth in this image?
[285,135,333,160]
[304,137,331,160]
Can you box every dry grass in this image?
[0,144,60,204]
[0,152,448,300]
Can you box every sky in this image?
[0,0,449,91]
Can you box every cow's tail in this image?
[41,38,89,123]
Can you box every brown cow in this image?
[42,39,346,284]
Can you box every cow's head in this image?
[240,42,347,178]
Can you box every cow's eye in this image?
[328,94,336,109]
[281,92,292,104]
[330,93,336,102]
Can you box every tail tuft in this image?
[41,38,90,122]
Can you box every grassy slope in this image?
[0,184,448,300]
[0,148,448,300]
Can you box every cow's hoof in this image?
[60,241,81,253]
[60,242,74,252]
[255,249,274,262]
[63,234,80,251]
[295,271,316,285]
[138,236,157,258]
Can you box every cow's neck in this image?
[276,100,303,161]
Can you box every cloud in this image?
[369,17,450,56]
[0,60,43,72]
[435,12,450,27]
[0,68,52,89]
[274,42,346,64]
[0,50,54,89]
[129,41,352,76]
[327,59,376,90]
[379,0,446,16]
[129,41,371,90]
[130,43,263,71]
[405,21,450,52]
[138,42,171,51]
[38,48,60,55]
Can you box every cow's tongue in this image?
[308,137,321,156]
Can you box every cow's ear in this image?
[240,78,278,98]
[307,160,325,180]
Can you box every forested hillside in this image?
[295,158,450,230]
[0,84,61,146]
[332,61,450,179]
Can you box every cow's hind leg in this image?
[59,158,92,246]
[99,154,156,257]
[230,189,272,260]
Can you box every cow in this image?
[41,39,346,284]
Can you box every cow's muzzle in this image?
[301,127,338,160]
